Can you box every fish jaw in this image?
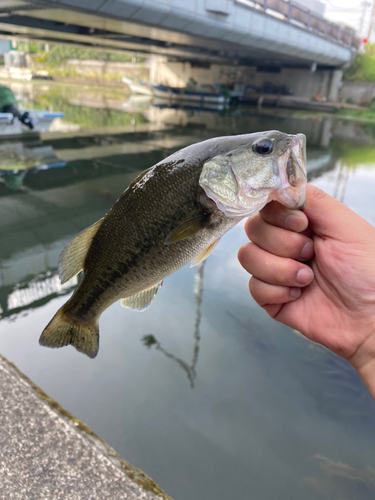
[269,133,307,209]
[199,132,307,219]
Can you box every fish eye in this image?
[253,139,274,155]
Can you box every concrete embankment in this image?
[340,81,375,105]
[0,354,172,500]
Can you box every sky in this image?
[321,0,372,36]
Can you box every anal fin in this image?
[190,238,220,268]
[121,281,163,311]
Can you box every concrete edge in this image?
[0,354,174,500]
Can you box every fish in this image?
[39,131,307,358]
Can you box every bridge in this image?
[0,0,359,69]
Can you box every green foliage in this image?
[17,42,43,53]
[41,46,145,67]
[336,107,375,121]
[333,141,375,166]
[26,91,146,128]
[344,44,375,81]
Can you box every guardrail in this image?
[236,0,360,50]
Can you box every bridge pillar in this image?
[327,70,343,102]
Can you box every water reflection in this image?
[0,141,67,191]
[0,82,375,500]
[0,129,200,324]
[292,343,374,424]
[1,272,77,321]
[142,262,205,389]
[2,171,27,191]
[302,455,375,499]
[333,162,352,203]
[8,80,375,151]
[226,310,276,355]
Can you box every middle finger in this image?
[245,215,314,261]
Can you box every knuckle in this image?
[249,279,258,301]
[249,278,263,303]
[288,234,306,257]
[238,243,251,266]
[273,261,290,285]
[249,277,258,295]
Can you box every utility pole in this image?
[367,0,375,41]
[359,1,370,36]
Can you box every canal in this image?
[1,81,375,500]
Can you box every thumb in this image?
[303,185,372,242]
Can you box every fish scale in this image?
[40,131,307,358]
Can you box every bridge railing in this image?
[236,0,360,50]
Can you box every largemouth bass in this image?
[40,131,307,358]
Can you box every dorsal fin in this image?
[121,281,163,311]
[59,219,103,284]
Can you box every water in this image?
[1,81,375,500]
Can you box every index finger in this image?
[259,201,309,233]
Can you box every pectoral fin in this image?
[59,218,103,284]
[121,281,163,311]
[165,214,207,245]
[190,238,220,267]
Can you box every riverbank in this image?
[0,353,172,500]
[2,76,375,126]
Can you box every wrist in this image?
[348,334,375,400]
[355,357,375,400]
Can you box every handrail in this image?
[235,0,360,50]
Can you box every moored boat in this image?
[122,77,154,96]
[152,84,228,104]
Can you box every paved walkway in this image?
[0,355,172,500]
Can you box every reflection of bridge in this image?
[1,0,358,68]
[0,128,201,319]
[0,121,337,320]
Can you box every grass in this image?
[24,91,147,128]
[34,45,145,66]
[335,107,375,123]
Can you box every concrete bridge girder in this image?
[20,0,356,67]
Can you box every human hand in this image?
[238,185,375,396]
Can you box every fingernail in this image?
[285,214,305,232]
[296,268,313,285]
[290,287,301,298]
[299,241,313,260]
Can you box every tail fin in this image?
[39,306,99,358]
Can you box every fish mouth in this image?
[272,134,307,209]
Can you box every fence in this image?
[235,0,360,49]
